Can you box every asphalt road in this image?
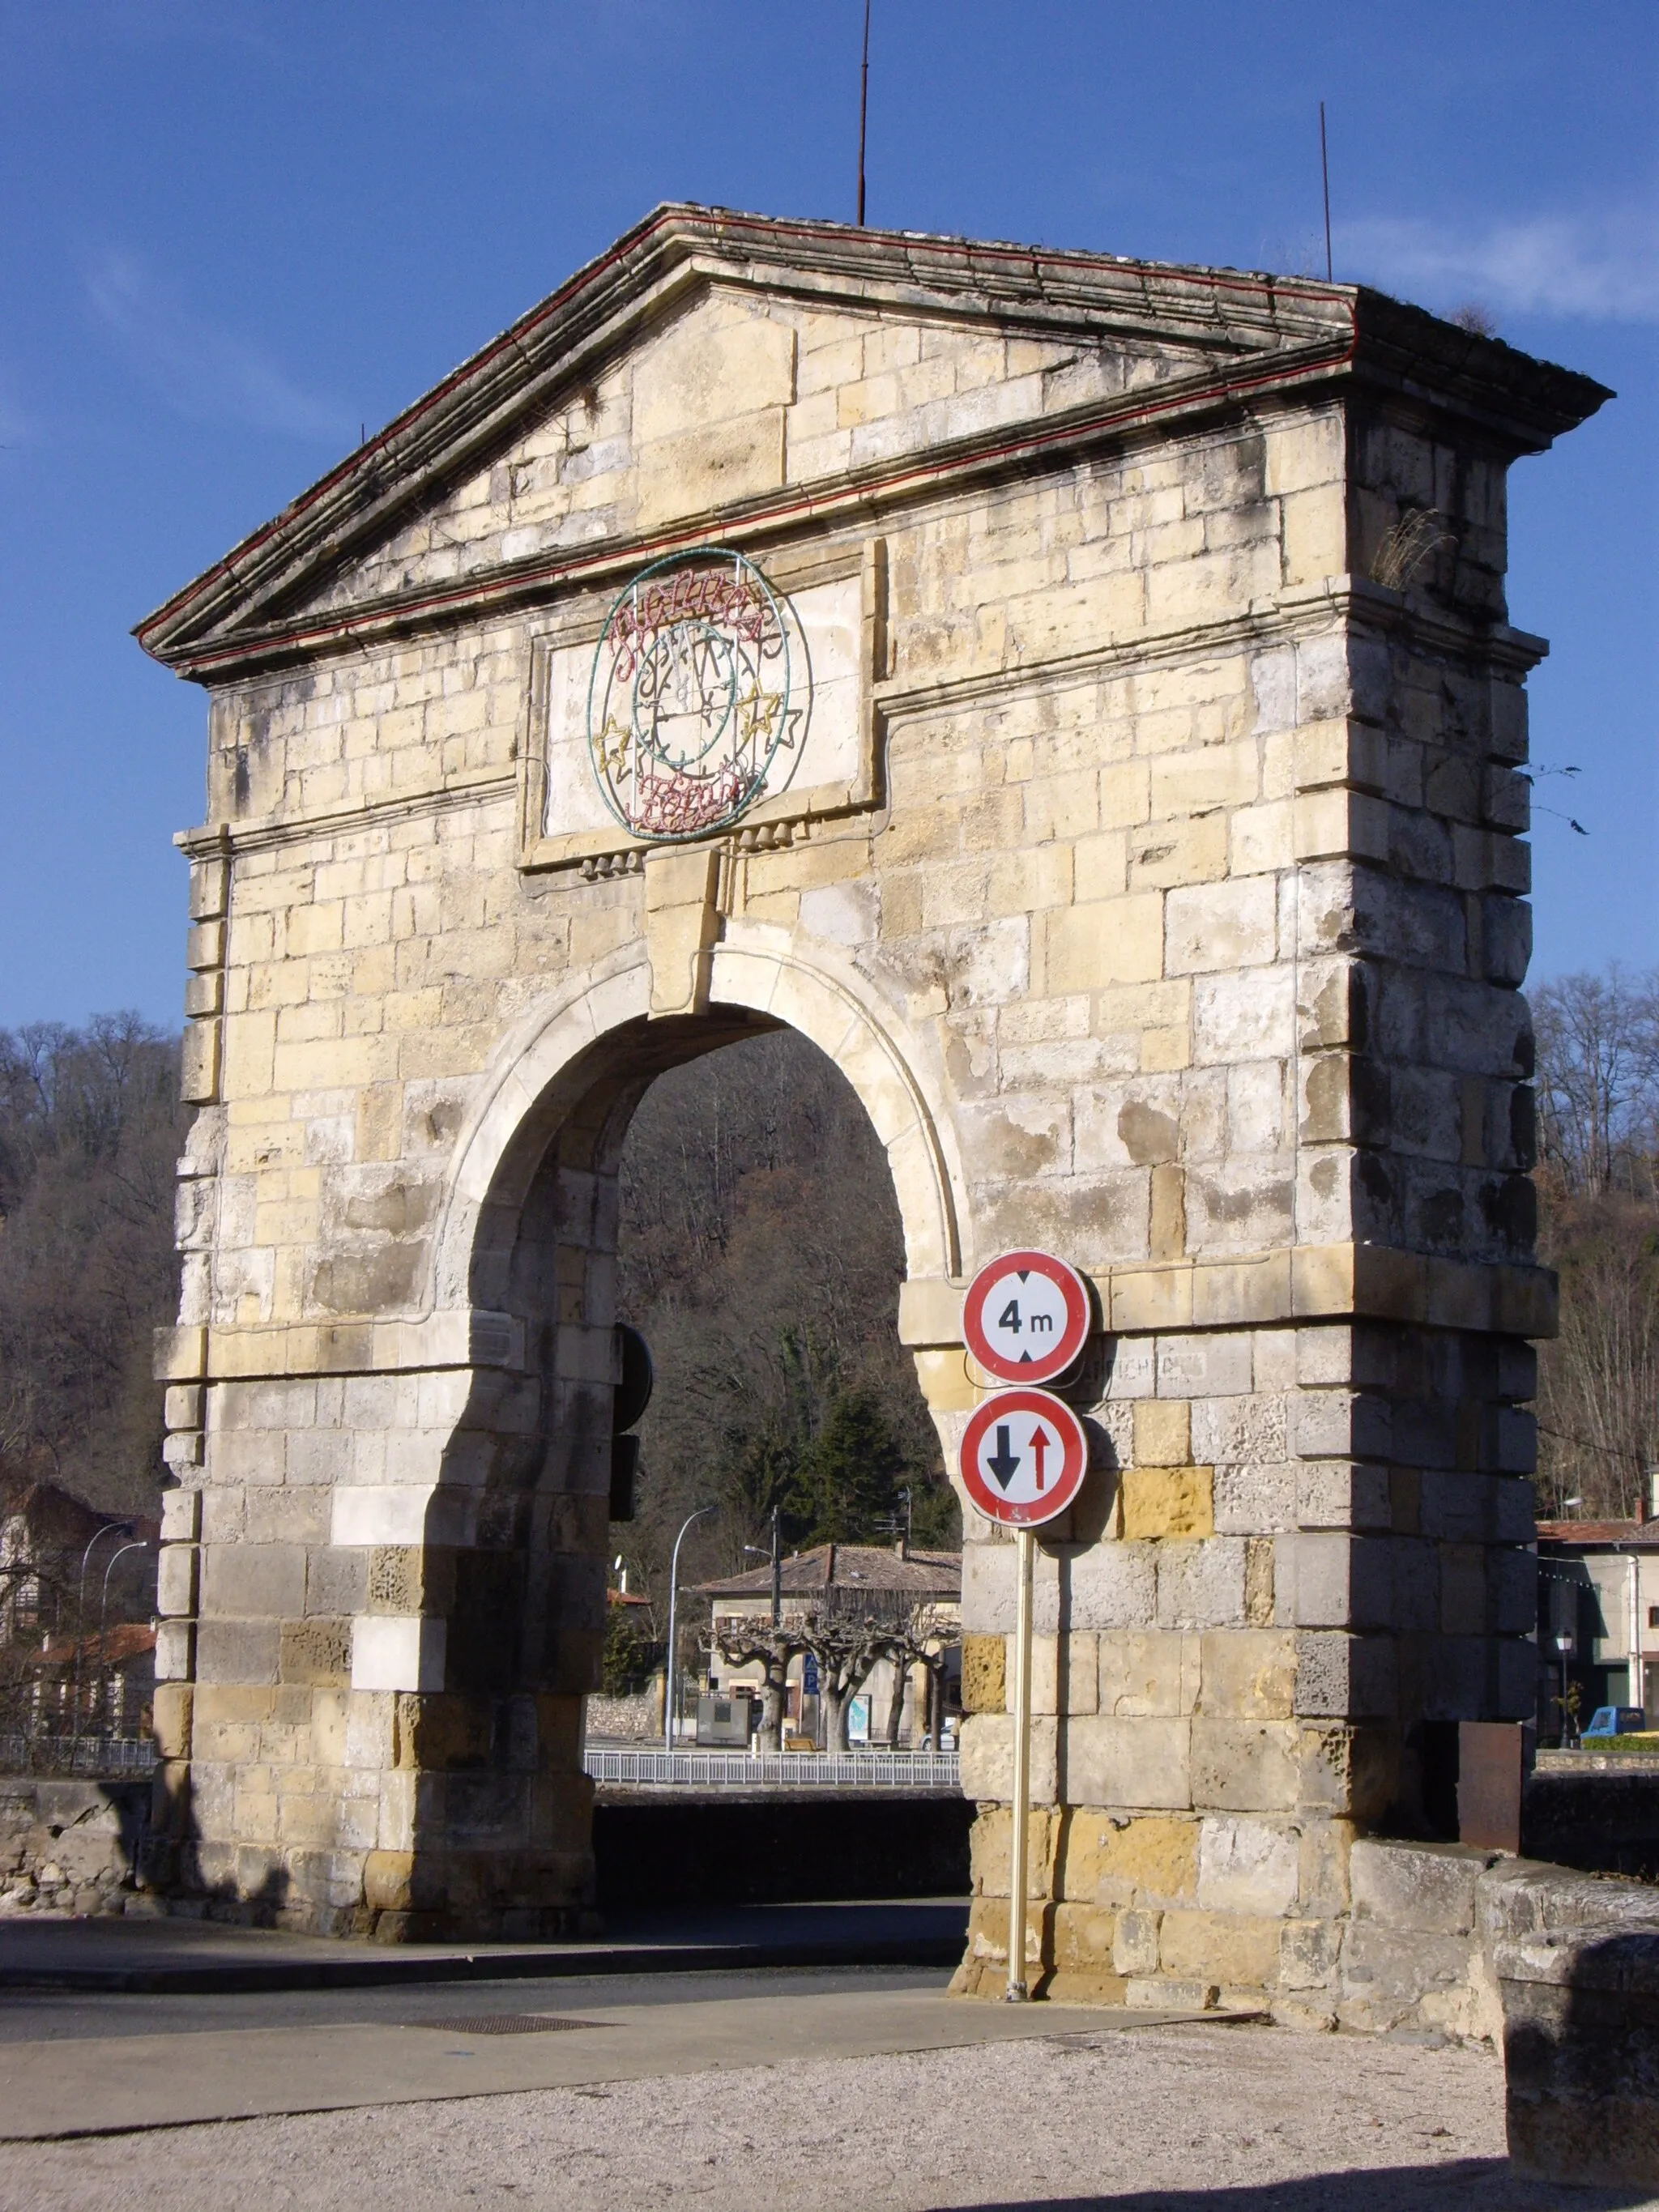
[0,1961,944,2044]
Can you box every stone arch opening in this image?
[390,945,965,1937]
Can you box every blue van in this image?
[1581,1706,1648,1739]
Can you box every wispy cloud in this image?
[1340,204,1659,324]
[86,250,352,441]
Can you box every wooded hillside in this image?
[3,964,1652,1587]
[0,1017,187,1517]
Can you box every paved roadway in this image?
[0,1959,939,2044]
[0,1913,1646,2209]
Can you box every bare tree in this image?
[1533,967,1659,1197]
[614,1030,953,1612]
[798,1612,898,1751]
[1532,968,1659,1520]
[708,1622,803,1751]
[0,1016,187,1518]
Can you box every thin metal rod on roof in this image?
[856,0,872,227]
[1319,102,1333,283]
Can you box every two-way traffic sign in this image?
[958,1387,1086,1528]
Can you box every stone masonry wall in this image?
[138,213,1600,1946]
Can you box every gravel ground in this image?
[0,2021,1648,2211]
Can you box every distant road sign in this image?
[962,1250,1090,1383]
[958,1388,1087,1528]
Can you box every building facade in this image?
[1537,1519,1659,1737]
[139,207,1603,2003]
[697,1541,962,1748]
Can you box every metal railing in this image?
[0,1737,961,1788]
[0,1734,157,1777]
[584,1746,961,1790]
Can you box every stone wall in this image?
[953,1818,1659,2046]
[586,1687,663,1742]
[0,1777,150,1916]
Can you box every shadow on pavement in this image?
[924,2163,1649,2211]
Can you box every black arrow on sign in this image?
[985,1425,1021,1491]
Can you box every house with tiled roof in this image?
[694,1544,961,1747]
[1536,1518,1659,1737]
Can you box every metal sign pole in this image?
[1005,1522,1034,2001]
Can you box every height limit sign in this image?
[962,1249,1090,1385]
[958,1387,1087,1528]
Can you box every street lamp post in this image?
[663,1507,715,1751]
[70,1524,130,1745]
[94,1541,151,1738]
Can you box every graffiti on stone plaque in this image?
[586,549,808,841]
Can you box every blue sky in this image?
[0,1,1653,1029]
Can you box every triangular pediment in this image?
[276,281,1236,634]
[139,202,1595,679]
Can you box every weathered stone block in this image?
[155,1542,198,1619]
[1098,1630,1200,1718]
[1159,1907,1282,1990]
[1499,1926,1659,2189]
[1064,1716,1192,1809]
[1157,1537,1246,1628]
[960,1632,1005,1714]
[1350,1836,1488,1934]
[1112,1907,1162,1975]
[1196,1815,1299,1916]
[1190,1720,1299,1811]
[1056,1811,1197,1910]
[1067,1545,1156,1632]
[1196,1630,1295,1719]
[1122,1465,1213,1541]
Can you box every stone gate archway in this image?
[374,931,964,1936]
[142,206,1606,1999]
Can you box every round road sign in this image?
[962,1250,1090,1384]
[958,1388,1088,1528]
